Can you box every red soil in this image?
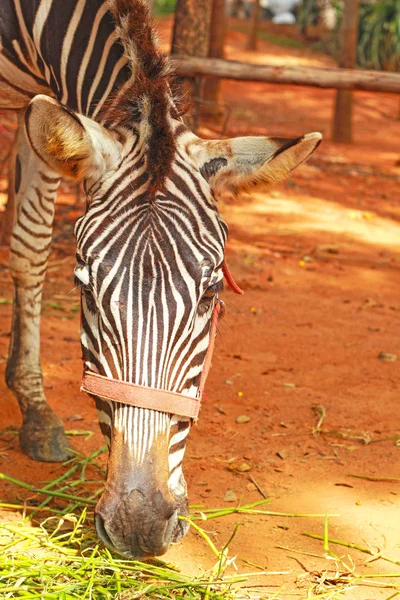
[1,18,400,599]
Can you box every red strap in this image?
[197,300,220,397]
[223,259,244,295]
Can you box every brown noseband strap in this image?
[81,372,201,419]
[81,260,242,420]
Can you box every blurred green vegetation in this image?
[257,30,306,48]
[154,0,177,15]
[298,0,400,71]
[231,24,306,48]
[357,0,400,70]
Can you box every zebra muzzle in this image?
[85,302,222,559]
[94,429,189,559]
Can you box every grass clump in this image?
[0,513,245,599]
[0,448,246,599]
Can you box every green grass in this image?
[0,448,245,599]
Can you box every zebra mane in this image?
[101,0,185,192]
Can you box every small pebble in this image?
[237,463,251,472]
[229,462,252,472]
[224,490,237,502]
[236,415,251,424]
[66,414,83,422]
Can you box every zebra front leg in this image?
[0,120,16,246]
[5,114,71,462]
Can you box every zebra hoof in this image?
[19,410,72,462]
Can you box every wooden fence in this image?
[173,55,400,94]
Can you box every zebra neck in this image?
[4,1,177,121]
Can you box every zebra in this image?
[0,0,321,559]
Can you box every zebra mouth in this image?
[95,513,115,550]
[170,496,190,543]
[94,495,189,559]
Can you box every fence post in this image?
[332,0,360,143]
[246,0,261,51]
[203,0,227,105]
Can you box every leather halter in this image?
[81,259,243,420]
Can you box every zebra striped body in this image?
[0,0,321,558]
[0,0,129,113]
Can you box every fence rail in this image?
[173,55,400,94]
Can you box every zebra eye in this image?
[204,281,223,299]
[198,281,224,315]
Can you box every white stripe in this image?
[91,56,128,119]
[86,31,118,113]
[76,2,109,114]
[168,447,186,471]
[32,0,53,84]
[60,0,86,105]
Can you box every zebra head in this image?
[25,93,321,558]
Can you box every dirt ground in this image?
[1,18,400,600]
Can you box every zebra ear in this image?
[194,133,322,195]
[25,95,121,180]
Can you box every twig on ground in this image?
[348,473,400,483]
[312,405,327,434]
[248,474,268,499]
